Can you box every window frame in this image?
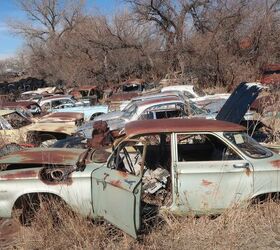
[174,132,245,163]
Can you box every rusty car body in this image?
[260,64,280,86]
[0,119,279,238]
[1,101,42,116]
[70,85,103,104]
[0,109,83,145]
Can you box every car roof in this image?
[125,118,245,137]
[138,96,183,107]
[131,91,181,102]
[40,95,72,101]
[78,85,97,91]
[0,109,16,116]
[161,85,195,91]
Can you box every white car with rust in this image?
[0,118,279,238]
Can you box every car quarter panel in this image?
[0,164,99,218]
[251,155,280,198]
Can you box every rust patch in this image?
[125,119,245,138]
[0,148,85,165]
[0,170,37,180]
[245,167,252,176]
[117,171,128,178]
[39,168,73,186]
[271,160,280,168]
[110,180,122,188]
[202,179,213,187]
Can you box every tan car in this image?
[0,109,83,146]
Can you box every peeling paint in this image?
[202,179,213,187]
[110,180,122,188]
[245,167,252,176]
[117,171,129,178]
[271,160,280,168]
[0,170,37,180]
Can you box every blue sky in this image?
[0,0,124,59]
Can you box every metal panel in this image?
[216,82,262,124]
[91,166,141,238]
[173,132,253,214]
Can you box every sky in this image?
[0,0,124,59]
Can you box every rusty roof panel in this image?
[0,148,87,165]
[41,95,72,101]
[110,92,139,102]
[261,64,280,72]
[78,85,97,91]
[125,119,245,137]
[138,96,182,107]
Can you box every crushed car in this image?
[0,109,84,146]
[1,101,42,116]
[0,119,280,238]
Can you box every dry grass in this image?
[2,200,280,250]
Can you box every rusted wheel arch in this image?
[12,192,67,225]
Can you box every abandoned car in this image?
[39,95,108,121]
[0,119,279,238]
[0,109,83,146]
[70,85,103,104]
[77,95,208,139]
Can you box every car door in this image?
[91,145,142,238]
[173,132,253,214]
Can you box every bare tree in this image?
[9,0,84,41]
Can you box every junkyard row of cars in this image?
[0,80,279,238]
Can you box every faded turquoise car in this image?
[53,104,109,121]
[0,119,280,238]
[39,95,109,121]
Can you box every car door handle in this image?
[233,163,250,169]
[96,179,107,190]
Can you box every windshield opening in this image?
[189,101,208,115]
[3,112,32,129]
[122,103,138,119]
[224,132,273,159]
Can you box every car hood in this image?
[0,148,87,166]
[26,122,76,135]
[38,112,84,123]
[94,111,124,122]
[216,82,263,124]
